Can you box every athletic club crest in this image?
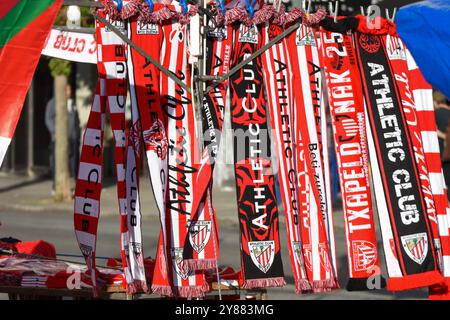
[401,233,428,265]
[188,220,212,254]
[171,248,190,280]
[352,240,377,272]
[293,242,304,266]
[303,244,312,271]
[105,14,126,34]
[136,21,159,35]
[248,241,275,273]
[238,25,258,44]
[386,35,406,60]
[143,119,168,160]
[207,20,227,39]
[296,26,316,47]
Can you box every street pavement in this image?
[0,173,427,299]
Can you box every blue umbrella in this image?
[396,0,450,99]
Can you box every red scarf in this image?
[151,15,208,298]
[74,9,129,295]
[287,24,337,292]
[260,23,310,293]
[319,29,382,290]
[406,48,450,299]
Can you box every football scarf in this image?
[74,10,129,295]
[354,31,444,291]
[125,13,168,294]
[182,25,234,270]
[287,24,337,292]
[260,23,310,293]
[151,16,208,298]
[406,49,450,299]
[319,29,382,290]
[385,34,443,270]
[229,23,285,289]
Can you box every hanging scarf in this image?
[229,23,285,289]
[287,23,337,292]
[384,34,443,272]
[182,24,233,270]
[319,29,382,290]
[354,30,444,291]
[73,9,130,295]
[260,22,310,293]
[406,49,450,299]
[151,12,208,298]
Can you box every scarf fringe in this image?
[387,270,445,291]
[311,279,337,293]
[176,283,209,299]
[242,277,286,289]
[294,279,313,294]
[151,285,174,297]
[185,259,217,271]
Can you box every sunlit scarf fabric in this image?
[287,24,337,292]
[229,23,285,289]
[319,28,382,290]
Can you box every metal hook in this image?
[329,1,338,23]
[385,7,397,22]
[114,0,123,12]
[144,0,154,13]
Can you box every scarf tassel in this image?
[310,279,338,293]
[242,277,286,290]
[185,259,217,272]
[151,285,174,297]
[294,279,312,294]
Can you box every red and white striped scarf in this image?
[319,29,382,290]
[260,23,310,293]
[151,13,208,298]
[384,34,443,272]
[406,49,450,299]
[74,9,130,295]
[354,30,443,291]
[287,24,337,292]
